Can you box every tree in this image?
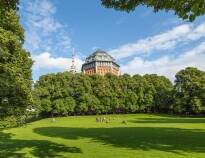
[90,74,113,114]
[131,75,155,112]
[33,75,53,117]
[144,74,173,113]
[64,97,76,115]
[0,1,33,121]
[79,93,101,114]
[174,67,205,114]
[0,0,19,11]
[101,0,205,21]
[105,73,124,113]
[33,67,205,117]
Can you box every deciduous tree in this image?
[101,0,205,21]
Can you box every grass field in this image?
[1,114,205,158]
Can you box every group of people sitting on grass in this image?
[96,117,127,124]
[96,117,111,123]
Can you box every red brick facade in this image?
[82,50,120,76]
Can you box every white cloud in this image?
[110,23,205,59]
[121,42,205,82]
[26,0,62,33]
[33,52,83,72]
[21,0,71,54]
[20,0,80,79]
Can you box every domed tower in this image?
[82,50,120,76]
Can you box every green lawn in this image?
[1,114,205,158]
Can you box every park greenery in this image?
[101,0,205,21]
[1,114,205,158]
[0,1,205,157]
[0,0,33,127]
[33,68,205,119]
[0,0,205,128]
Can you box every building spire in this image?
[70,48,76,73]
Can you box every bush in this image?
[0,116,17,128]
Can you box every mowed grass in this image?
[1,114,205,158]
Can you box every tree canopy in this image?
[33,67,205,118]
[0,0,33,126]
[174,67,205,114]
[34,72,163,116]
[101,0,205,21]
[0,0,19,11]
[1,1,205,128]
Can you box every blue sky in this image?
[19,0,205,81]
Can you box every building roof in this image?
[85,50,115,63]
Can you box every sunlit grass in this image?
[1,114,205,158]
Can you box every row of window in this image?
[96,61,112,66]
[98,69,110,75]
[83,62,119,69]
[85,69,95,75]
[84,68,119,76]
[83,63,95,69]
[112,70,119,75]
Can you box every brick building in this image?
[81,50,120,76]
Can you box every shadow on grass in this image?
[34,127,205,155]
[129,118,205,124]
[0,130,81,158]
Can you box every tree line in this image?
[33,67,205,118]
[1,0,205,127]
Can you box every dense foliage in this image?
[34,72,171,116]
[0,1,205,128]
[101,0,205,21]
[34,67,205,117]
[0,0,19,11]
[0,0,33,126]
[173,67,205,114]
